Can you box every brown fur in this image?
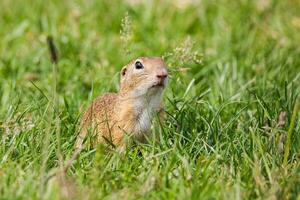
[76,57,168,149]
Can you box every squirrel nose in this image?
[156,69,168,81]
[157,74,168,80]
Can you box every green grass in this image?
[1,0,300,199]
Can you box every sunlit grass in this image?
[0,0,300,199]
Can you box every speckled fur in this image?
[76,57,168,148]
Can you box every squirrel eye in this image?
[135,61,144,69]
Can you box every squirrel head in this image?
[119,57,168,98]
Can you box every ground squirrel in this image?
[76,57,168,149]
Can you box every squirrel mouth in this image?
[152,82,165,88]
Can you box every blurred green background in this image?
[0,0,300,199]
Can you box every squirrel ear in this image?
[121,66,127,76]
[120,66,127,89]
